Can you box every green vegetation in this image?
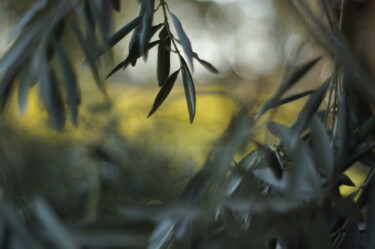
[0,0,375,248]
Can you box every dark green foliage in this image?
[157,26,171,87]
[148,69,180,117]
[1,0,375,249]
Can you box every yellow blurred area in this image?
[5,76,369,193]
[6,79,239,167]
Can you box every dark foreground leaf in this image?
[180,56,196,123]
[148,69,180,117]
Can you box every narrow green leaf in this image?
[148,69,180,117]
[170,13,194,69]
[193,53,219,74]
[82,16,142,68]
[276,90,315,106]
[310,115,334,179]
[69,19,105,95]
[180,56,196,123]
[268,122,320,199]
[126,23,163,67]
[354,115,375,145]
[336,85,350,171]
[106,40,161,79]
[34,198,80,249]
[0,23,39,73]
[256,56,321,118]
[292,78,330,134]
[157,26,171,86]
[0,204,41,249]
[7,0,48,42]
[343,144,375,170]
[18,56,39,114]
[39,50,65,130]
[139,0,154,61]
[0,65,18,110]
[54,39,80,125]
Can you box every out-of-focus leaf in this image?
[180,56,196,123]
[0,66,18,110]
[139,0,154,61]
[0,204,41,249]
[74,232,148,248]
[193,53,219,74]
[256,56,321,118]
[39,50,65,130]
[148,219,175,249]
[180,109,253,202]
[292,78,330,133]
[148,69,180,117]
[222,195,302,215]
[110,0,121,12]
[0,23,39,73]
[84,15,142,66]
[69,19,105,95]
[85,0,111,42]
[310,115,334,179]
[7,0,48,42]
[268,122,320,199]
[18,56,39,114]
[260,146,283,179]
[333,195,363,223]
[343,144,375,170]
[276,90,315,106]
[54,39,80,125]
[354,114,375,145]
[170,13,194,69]
[34,198,79,249]
[336,85,350,171]
[157,26,171,86]
[106,40,161,78]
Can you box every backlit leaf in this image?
[193,53,219,74]
[171,13,194,69]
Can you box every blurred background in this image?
[0,0,366,222]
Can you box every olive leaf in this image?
[148,69,180,117]
[157,26,171,86]
[170,13,194,69]
[180,56,196,123]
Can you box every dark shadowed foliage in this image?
[0,0,375,248]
